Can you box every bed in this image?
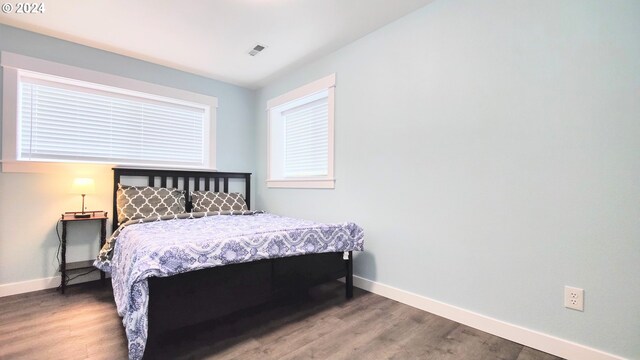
[94,168,364,359]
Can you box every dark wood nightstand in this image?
[59,211,108,294]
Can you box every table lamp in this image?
[71,178,95,218]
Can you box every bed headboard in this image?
[112,168,251,232]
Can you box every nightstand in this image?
[59,211,108,294]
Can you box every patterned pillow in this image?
[116,184,186,224]
[191,191,248,212]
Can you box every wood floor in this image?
[0,281,564,360]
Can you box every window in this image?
[1,52,217,172]
[267,74,335,189]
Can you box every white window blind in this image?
[267,73,335,189]
[18,75,207,167]
[283,96,328,177]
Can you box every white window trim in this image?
[1,51,218,173]
[266,74,335,189]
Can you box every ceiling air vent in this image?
[249,44,266,56]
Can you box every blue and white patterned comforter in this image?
[95,213,364,360]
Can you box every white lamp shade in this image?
[71,178,95,195]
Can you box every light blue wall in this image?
[255,0,640,358]
[0,24,256,286]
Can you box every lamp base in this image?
[73,213,91,219]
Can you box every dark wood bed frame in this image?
[112,168,354,357]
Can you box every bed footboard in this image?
[146,251,352,352]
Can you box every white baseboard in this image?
[0,276,59,297]
[351,275,625,360]
[0,272,104,298]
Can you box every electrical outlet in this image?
[564,286,584,311]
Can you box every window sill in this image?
[1,160,113,174]
[266,178,335,189]
[1,160,217,174]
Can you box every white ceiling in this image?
[0,0,434,89]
